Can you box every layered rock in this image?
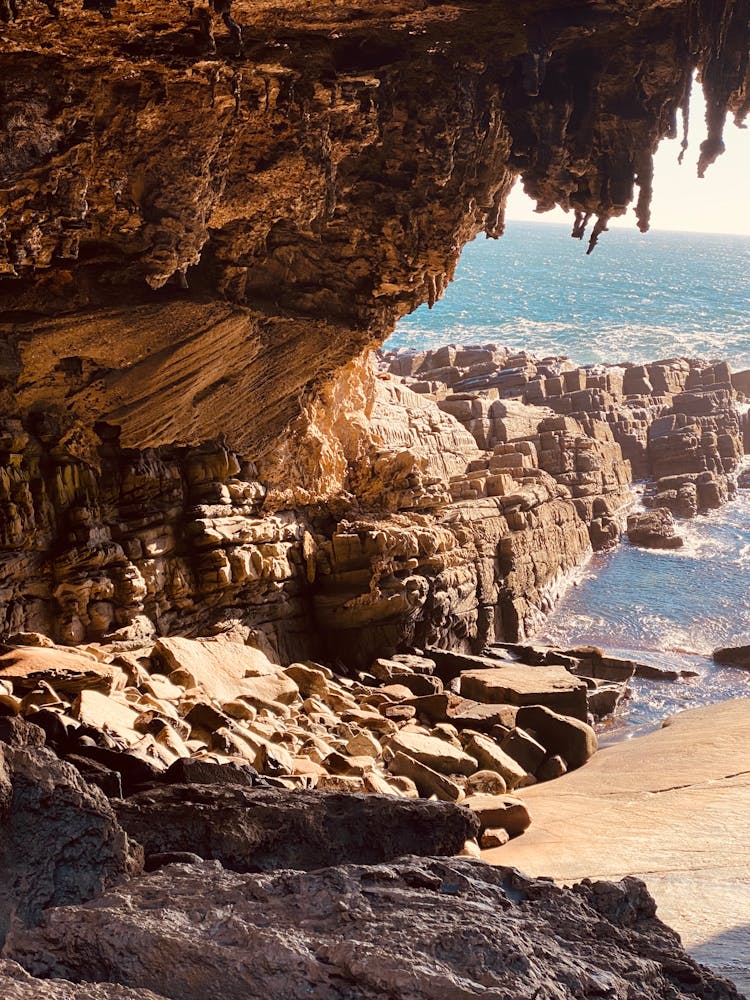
[4,858,742,1000]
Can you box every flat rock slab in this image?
[460,664,588,720]
[0,646,126,693]
[492,699,750,995]
[5,859,742,1000]
[113,785,478,871]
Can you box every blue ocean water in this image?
[389,221,750,735]
[390,222,750,369]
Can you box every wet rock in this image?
[712,645,750,669]
[113,786,478,871]
[627,508,684,549]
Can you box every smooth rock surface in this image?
[5,859,743,1000]
[460,665,589,720]
[493,699,750,994]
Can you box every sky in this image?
[506,82,750,236]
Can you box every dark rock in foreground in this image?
[0,735,142,947]
[0,960,168,999]
[113,785,478,871]
[6,859,743,1000]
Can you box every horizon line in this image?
[502,214,750,240]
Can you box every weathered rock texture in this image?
[0,961,168,1000]
[0,1,749,660]
[4,858,743,1000]
[112,785,478,870]
[0,733,141,946]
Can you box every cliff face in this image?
[1,0,749,653]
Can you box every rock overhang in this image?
[0,0,748,456]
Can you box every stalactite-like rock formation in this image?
[1,1,749,651]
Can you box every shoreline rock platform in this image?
[491,698,750,995]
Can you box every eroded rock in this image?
[5,859,742,1000]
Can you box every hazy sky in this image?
[506,83,750,236]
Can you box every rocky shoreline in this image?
[1,342,749,995]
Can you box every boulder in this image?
[712,645,750,669]
[626,509,684,549]
[462,733,527,790]
[462,793,532,837]
[466,769,507,795]
[6,860,739,1000]
[449,701,518,731]
[113,786,478,871]
[460,665,589,721]
[387,751,464,801]
[516,705,597,769]
[500,727,547,774]
[152,638,297,707]
[0,646,126,694]
[0,742,141,946]
[387,731,478,775]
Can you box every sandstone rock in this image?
[449,701,518,731]
[462,733,527,790]
[153,638,294,707]
[73,690,141,743]
[113,786,478,871]
[0,647,126,694]
[387,751,464,802]
[460,665,589,721]
[516,705,598,769]
[0,742,141,946]
[0,960,168,999]
[480,827,511,849]
[536,754,568,782]
[627,508,684,549]
[463,793,532,837]
[500,727,547,774]
[387,731,478,776]
[466,769,507,795]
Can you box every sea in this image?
[388,220,750,739]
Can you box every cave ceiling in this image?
[0,0,747,457]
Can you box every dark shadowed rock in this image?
[713,645,750,669]
[5,859,743,1000]
[0,960,168,999]
[0,742,142,946]
[113,786,478,872]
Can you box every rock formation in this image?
[0,0,749,661]
[4,857,744,1000]
[1,5,749,995]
